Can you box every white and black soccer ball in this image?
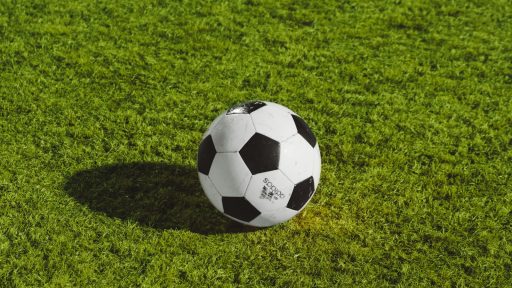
[197,101,321,227]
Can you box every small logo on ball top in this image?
[260,178,286,202]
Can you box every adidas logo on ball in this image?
[260,178,286,202]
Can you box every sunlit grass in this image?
[0,0,511,286]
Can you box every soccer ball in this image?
[197,101,321,227]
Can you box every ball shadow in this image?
[64,162,261,235]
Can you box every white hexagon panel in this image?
[198,173,223,213]
[279,134,315,184]
[244,170,295,213]
[249,207,299,227]
[250,105,297,142]
[209,114,255,152]
[209,152,252,197]
[313,144,321,190]
[263,101,296,115]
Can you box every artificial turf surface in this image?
[1,0,511,286]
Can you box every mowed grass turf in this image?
[1,0,511,286]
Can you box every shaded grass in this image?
[64,162,259,234]
[1,0,511,286]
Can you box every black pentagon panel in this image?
[287,176,315,211]
[226,101,266,115]
[292,114,317,147]
[222,197,261,222]
[239,133,280,175]
[197,135,217,175]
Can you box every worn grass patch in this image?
[1,0,511,286]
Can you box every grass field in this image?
[1,0,511,286]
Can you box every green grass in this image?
[1,0,511,286]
